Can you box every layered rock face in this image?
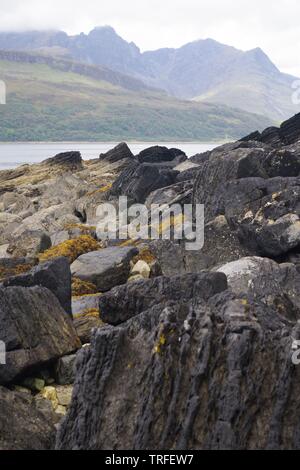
[0,286,80,384]
[57,283,300,450]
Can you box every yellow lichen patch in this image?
[132,247,156,265]
[153,334,167,355]
[86,183,113,197]
[73,308,100,319]
[71,277,98,296]
[64,223,96,234]
[38,235,101,263]
[0,263,35,281]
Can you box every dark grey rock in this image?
[0,386,55,450]
[99,271,228,325]
[4,257,72,316]
[137,146,186,164]
[71,246,138,292]
[0,286,81,384]
[108,162,179,204]
[148,216,251,275]
[217,256,300,319]
[56,288,300,450]
[99,142,134,163]
[55,354,77,385]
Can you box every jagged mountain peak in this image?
[0,26,298,120]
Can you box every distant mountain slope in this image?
[0,52,273,142]
[0,27,297,122]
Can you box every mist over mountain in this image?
[0,26,298,121]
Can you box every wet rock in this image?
[0,286,81,384]
[99,271,227,325]
[71,246,138,292]
[0,386,55,450]
[4,257,72,316]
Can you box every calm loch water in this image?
[0,142,219,170]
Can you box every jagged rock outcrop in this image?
[42,151,83,170]
[241,113,300,147]
[0,286,80,384]
[4,257,72,316]
[0,386,55,450]
[99,142,134,163]
[56,282,300,450]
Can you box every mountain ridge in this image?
[0,50,273,141]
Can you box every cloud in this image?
[0,0,299,75]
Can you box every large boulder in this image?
[0,386,55,450]
[217,177,300,257]
[99,272,228,325]
[4,257,72,316]
[71,246,138,292]
[56,288,300,450]
[0,286,81,384]
[148,216,251,275]
[137,146,186,165]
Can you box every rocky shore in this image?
[1,114,300,450]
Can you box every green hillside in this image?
[0,57,274,141]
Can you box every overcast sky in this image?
[1,0,300,76]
